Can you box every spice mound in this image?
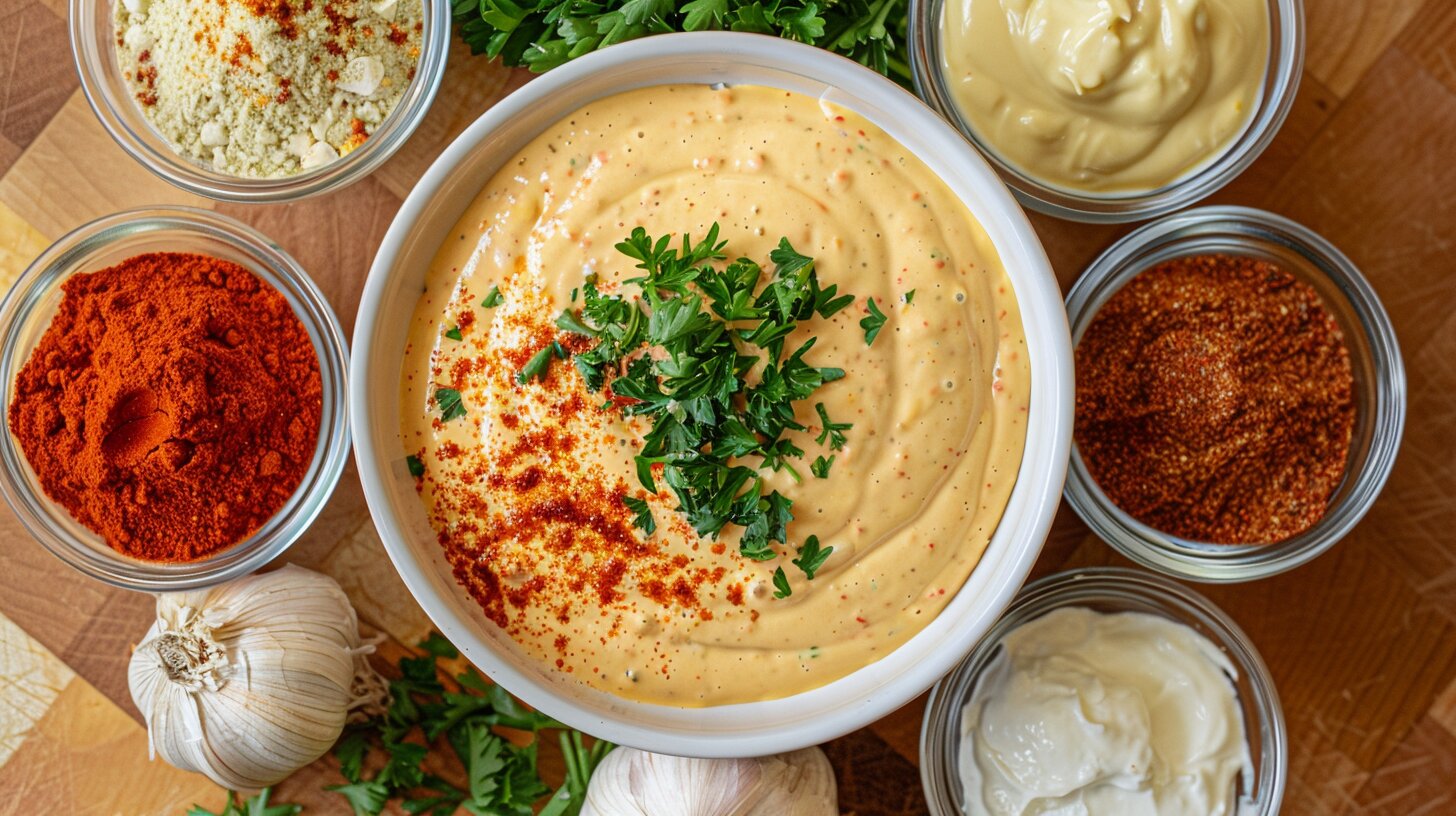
[1075,254,1355,544]
[8,252,323,561]
[115,0,423,178]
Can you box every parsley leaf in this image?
[517,341,567,384]
[903,289,916,305]
[326,781,389,816]
[187,789,301,816]
[435,387,466,422]
[445,325,463,341]
[811,454,834,478]
[792,534,833,579]
[623,496,656,535]
[481,285,503,308]
[772,566,792,599]
[860,297,888,345]
[815,402,853,450]
[406,454,425,478]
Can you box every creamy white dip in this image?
[960,607,1252,815]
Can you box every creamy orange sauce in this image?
[400,85,1029,705]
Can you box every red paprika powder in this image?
[8,252,322,562]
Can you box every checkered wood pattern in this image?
[0,0,1454,812]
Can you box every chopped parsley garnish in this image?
[811,455,834,478]
[435,387,466,422]
[445,325,463,341]
[792,535,833,579]
[814,402,852,450]
[481,285,504,308]
[548,225,858,588]
[623,496,656,535]
[516,340,567,384]
[772,566,792,599]
[860,297,888,345]
[406,455,425,478]
[903,289,916,306]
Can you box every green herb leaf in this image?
[406,454,425,478]
[187,789,301,816]
[326,781,390,816]
[445,325,464,341]
[772,566,792,599]
[517,341,568,384]
[815,402,852,450]
[811,454,833,478]
[903,289,916,305]
[336,732,369,783]
[623,496,656,535]
[860,297,888,345]
[792,534,833,579]
[435,387,466,422]
[481,285,504,308]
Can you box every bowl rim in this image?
[919,566,1287,814]
[350,31,1073,757]
[1063,205,1406,582]
[0,206,352,591]
[906,0,1306,223]
[68,0,451,203]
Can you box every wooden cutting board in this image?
[2,0,1455,812]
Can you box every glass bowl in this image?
[921,567,1286,815]
[908,0,1305,223]
[0,208,351,591]
[1064,206,1405,582]
[69,0,450,202]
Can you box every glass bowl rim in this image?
[68,0,451,203]
[1062,205,1406,582]
[919,565,1287,815]
[0,206,352,591]
[906,0,1306,223]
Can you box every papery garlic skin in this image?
[128,564,384,790]
[581,747,837,816]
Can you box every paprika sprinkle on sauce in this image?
[7,252,322,562]
[1075,254,1355,545]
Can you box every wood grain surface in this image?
[0,1,1454,813]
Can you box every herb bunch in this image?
[184,634,611,816]
[450,0,912,86]
[546,225,869,597]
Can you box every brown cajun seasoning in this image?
[1074,254,1355,544]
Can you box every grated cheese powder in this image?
[116,0,422,179]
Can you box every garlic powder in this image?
[115,0,422,178]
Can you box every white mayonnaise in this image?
[959,606,1252,815]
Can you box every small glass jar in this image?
[0,208,351,591]
[69,0,450,202]
[907,0,1304,222]
[921,567,1286,815]
[1063,206,1405,582]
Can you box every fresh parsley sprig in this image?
[450,0,912,86]
[186,789,299,816]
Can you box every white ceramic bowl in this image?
[351,32,1072,757]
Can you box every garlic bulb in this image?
[128,564,385,790]
[581,747,838,816]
